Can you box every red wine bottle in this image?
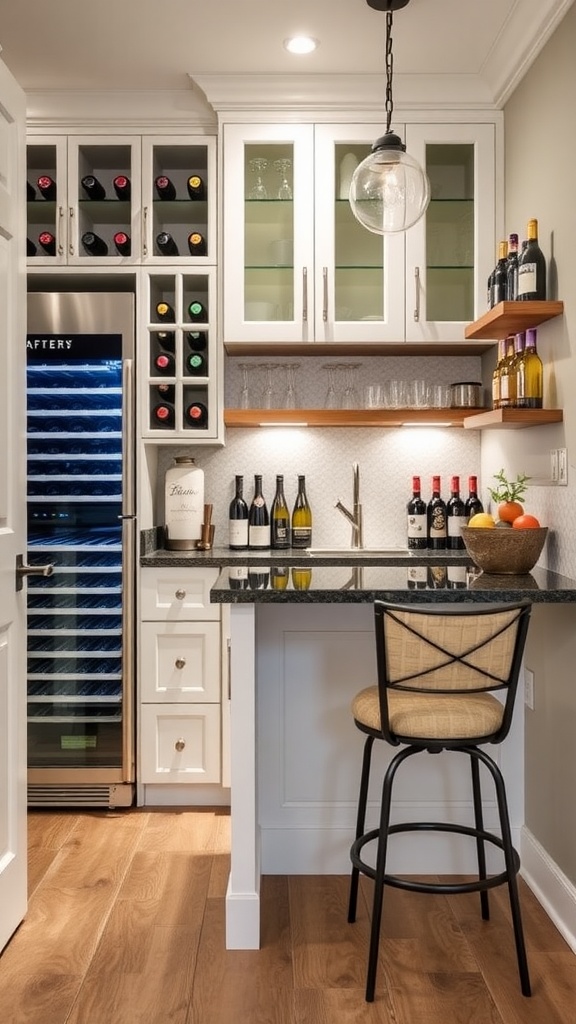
[81,231,108,256]
[154,175,176,200]
[113,231,131,256]
[426,475,447,550]
[506,233,519,301]
[153,351,176,375]
[187,175,206,200]
[187,231,207,256]
[27,181,37,201]
[228,475,249,551]
[185,352,206,376]
[464,476,484,522]
[517,218,546,300]
[446,475,466,550]
[37,175,56,200]
[38,231,56,255]
[151,401,175,428]
[248,474,270,549]
[155,301,175,322]
[27,237,38,257]
[113,175,131,200]
[489,240,508,307]
[407,475,427,550]
[156,231,179,256]
[187,331,207,351]
[188,300,207,322]
[81,175,106,200]
[184,401,208,428]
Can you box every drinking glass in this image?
[273,158,293,200]
[341,363,360,409]
[238,363,252,409]
[248,157,268,200]
[260,362,280,409]
[282,363,299,409]
[322,363,340,409]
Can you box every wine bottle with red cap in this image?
[113,231,131,256]
[151,401,175,428]
[38,231,56,255]
[154,175,176,200]
[184,401,208,428]
[113,175,131,200]
[37,175,56,200]
[153,351,176,375]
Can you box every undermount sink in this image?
[305,547,408,557]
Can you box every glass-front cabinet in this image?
[222,120,495,346]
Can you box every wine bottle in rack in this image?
[157,331,176,351]
[407,475,427,550]
[187,175,206,199]
[113,231,131,256]
[81,231,109,256]
[291,475,312,549]
[153,351,176,375]
[446,475,466,550]
[27,238,38,257]
[187,331,207,351]
[154,175,176,200]
[81,175,106,200]
[36,175,56,200]
[271,475,290,549]
[151,400,175,428]
[248,475,270,549]
[228,475,249,551]
[155,300,175,322]
[426,475,447,550]
[156,231,179,256]
[188,300,207,322]
[187,232,207,256]
[112,175,131,200]
[184,401,208,428]
[27,181,37,201]
[185,352,207,376]
[38,231,56,255]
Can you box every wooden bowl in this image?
[461,526,548,575]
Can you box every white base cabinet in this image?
[139,567,225,792]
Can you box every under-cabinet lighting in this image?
[401,421,454,427]
[259,421,309,427]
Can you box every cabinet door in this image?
[26,137,68,264]
[141,135,216,265]
[140,621,221,703]
[140,567,221,621]
[223,123,315,343]
[313,124,405,343]
[404,123,495,343]
[66,135,142,264]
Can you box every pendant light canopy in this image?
[349,0,431,234]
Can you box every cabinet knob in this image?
[175,589,186,600]
[175,657,186,670]
[175,738,186,752]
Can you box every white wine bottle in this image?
[516,328,543,408]
[291,474,312,549]
[271,474,290,549]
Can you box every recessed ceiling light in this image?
[284,36,319,55]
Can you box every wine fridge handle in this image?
[143,206,148,257]
[302,267,308,322]
[15,554,53,592]
[122,359,135,517]
[413,266,421,322]
[322,267,328,322]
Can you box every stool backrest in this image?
[374,600,531,743]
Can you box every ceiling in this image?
[0,0,573,109]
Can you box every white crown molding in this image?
[25,89,217,132]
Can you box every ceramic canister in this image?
[164,456,204,549]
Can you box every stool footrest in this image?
[351,822,520,895]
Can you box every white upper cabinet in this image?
[222,120,495,346]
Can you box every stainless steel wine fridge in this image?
[26,292,136,807]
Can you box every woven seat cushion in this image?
[352,685,504,740]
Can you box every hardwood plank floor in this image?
[0,809,575,1023]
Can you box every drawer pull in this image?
[175,738,186,752]
[175,657,186,670]
[175,589,186,600]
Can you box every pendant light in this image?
[349,0,431,234]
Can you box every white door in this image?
[0,54,28,952]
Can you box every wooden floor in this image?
[0,809,575,1024]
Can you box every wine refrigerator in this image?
[26,292,136,808]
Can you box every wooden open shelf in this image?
[463,408,563,430]
[464,300,564,340]
[224,408,484,428]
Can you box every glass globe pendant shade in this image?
[349,131,431,234]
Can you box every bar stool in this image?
[348,600,532,1003]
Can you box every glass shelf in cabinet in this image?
[152,199,207,208]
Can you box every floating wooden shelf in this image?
[464,300,564,340]
[463,408,563,430]
[224,408,484,428]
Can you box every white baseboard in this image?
[521,827,576,954]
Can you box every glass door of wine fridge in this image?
[26,292,135,807]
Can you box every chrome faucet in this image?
[335,461,364,550]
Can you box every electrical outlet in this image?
[524,668,535,710]
[550,448,559,482]
[558,448,568,485]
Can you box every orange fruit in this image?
[498,500,524,523]
[512,514,541,529]
[468,513,496,528]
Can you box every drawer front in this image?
[141,567,220,621]
[140,622,220,703]
[140,704,221,783]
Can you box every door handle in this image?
[15,554,54,592]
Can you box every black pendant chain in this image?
[385,11,394,134]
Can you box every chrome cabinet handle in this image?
[414,266,421,322]
[302,267,308,322]
[58,206,65,255]
[175,657,186,670]
[175,589,186,601]
[175,738,186,752]
[15,554,53,592]
[322,267,328,322]
[143,206,148,257]
[68,207,74,255]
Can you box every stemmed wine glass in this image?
[282,363,299,409]
[323,363,340,409]
[341,363,361,409]
[248,157,268,200]
[238,363,252,409]
[273,158,293,200]
[260,362,280,409]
